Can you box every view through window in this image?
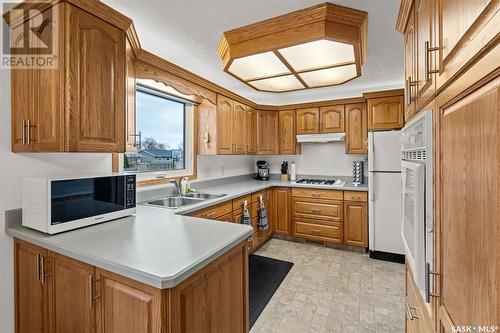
[124,88,186,173]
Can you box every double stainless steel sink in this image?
[143,192,226,209]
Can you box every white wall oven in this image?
[400,109,433,302]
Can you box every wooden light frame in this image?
[217,2,368,92]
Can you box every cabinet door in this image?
[125,37,137,152]
[320,105,344,133]
[14,239,48,333]
[367,96,404,130]
[197,99,217,155]
[11,68,34,152]
[258,190,274,242]
[245,108,257,154]
[404,8,417,122]
[47,252,96,333]
[274,188,291,236]
[96,269,163,333]
[279,110,296,155]
[67,6,125,152]
[343,201,368,247]
[345,103,367,154]
[257,110,279,154]
[216,95,234,154]
[296,108,319,134]
[415,0,436,106]
[438,78,499,329]
[233,102,247,154]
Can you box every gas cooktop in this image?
[294,178,346,187]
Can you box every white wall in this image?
[197,155,255,180]
[259,143,367,177]
[0,68,115,333]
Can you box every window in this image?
[123,83,195,179]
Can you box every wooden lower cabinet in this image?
[273,188,292,236]
[14,240,49,333]
[14,238,249,333]
[343,201,368,247]
[406,265,433,333]
[293,219,343,244]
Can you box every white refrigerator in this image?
[368,131,404,255]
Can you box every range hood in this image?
[296,133,346,143]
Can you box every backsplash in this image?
[258,142,367,177]
[197,155,255,180]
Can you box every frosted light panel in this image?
[228,52,290,81]
[299,64,358,87]
[248,75,304,92]
[279,40,355,71]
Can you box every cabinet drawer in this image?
[292,188,343,200]
[232,194,251,211]
[292,198,343,221]
[343,191,368,202]
[293,219,343,243]
[189,201,233,219]
[217,212,234,223]
[251,190,268,203]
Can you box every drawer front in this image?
[344,191,368,202]
[293,220,343,243]
[232,194,251,211]
[292,198,343,221]
[292,188,343,200]
[217,212,234,223]
[190,201,233,219]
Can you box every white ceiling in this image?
[103,0,404,105]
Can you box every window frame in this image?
[119,82,197,185]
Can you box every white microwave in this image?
[22,174,136,234]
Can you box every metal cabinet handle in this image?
[36,253,41,281]
[311,208,321,214]
[425,41,439,82]
[311,229,321,235]
[205,211,217,217]
[311,192,321,197]
[22,120,27,145]
[40,256,45,284]
[406,77,418,105]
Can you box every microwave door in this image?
[401,160,426,292]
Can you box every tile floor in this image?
[250,238,405,333]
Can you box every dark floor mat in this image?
[249,254,294,328]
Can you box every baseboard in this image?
[369,250,405,264]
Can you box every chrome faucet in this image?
[169,177,188,196]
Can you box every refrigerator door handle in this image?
[369,175,375,201]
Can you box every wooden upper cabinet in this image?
[257,110,279,154]
[404,7,417,122]
[246,108,257,154]
[320,105,345,133]
[125,37,137,152]
[68,6,125,152]
[216,95,234,155]
[345,103,367,154]
[415,0,436,106]
[367,95,404,130]
[233,101,247,154]
[278,110,297,155]
[296,108,320,134]
[14,240,49,333]
[197,99,218,155]
[9,3,127,153]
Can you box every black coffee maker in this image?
[255,160,270,180]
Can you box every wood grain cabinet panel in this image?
[47,253,96,333]
[279,110,298,155]
[273,188,292,236]
[292,198,343,222]
[257,110,279,154]
[367,95,404,130]
[14,240,49,333]
[415,0,436,106]
[404,7,417,122]
[67,6,125,152]
[197,99,218,155]
[246,108,257,154]
[320,105,345,133]
[125,37,137,152]
[296,108,320,134]
[345,103,368,154]
[343,201,367,247]
[293,219,343,244]
[233,101,247,154]
[216,95,234,154]
[96,269,163,333]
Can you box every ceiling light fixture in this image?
[217,2,368,93]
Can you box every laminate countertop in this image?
[6,176,368,289]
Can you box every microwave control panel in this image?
[125,175,136,209]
